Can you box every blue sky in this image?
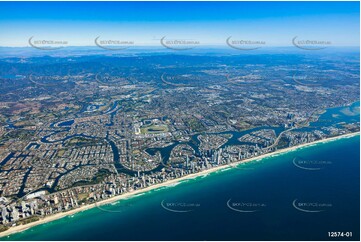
[0,1,359,47]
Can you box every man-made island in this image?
[0,131,359,238]
[0,53,359,237]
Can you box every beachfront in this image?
[0,131,359,238]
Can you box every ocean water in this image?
[3,134,360,241]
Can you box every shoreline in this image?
[1,131,359,238]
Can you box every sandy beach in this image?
[0,131,359,238]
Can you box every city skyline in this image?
[0,1,359,240]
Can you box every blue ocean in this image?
[3,134,359,241]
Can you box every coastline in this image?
[1,131,359,238]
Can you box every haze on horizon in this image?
[0,1,359,48]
